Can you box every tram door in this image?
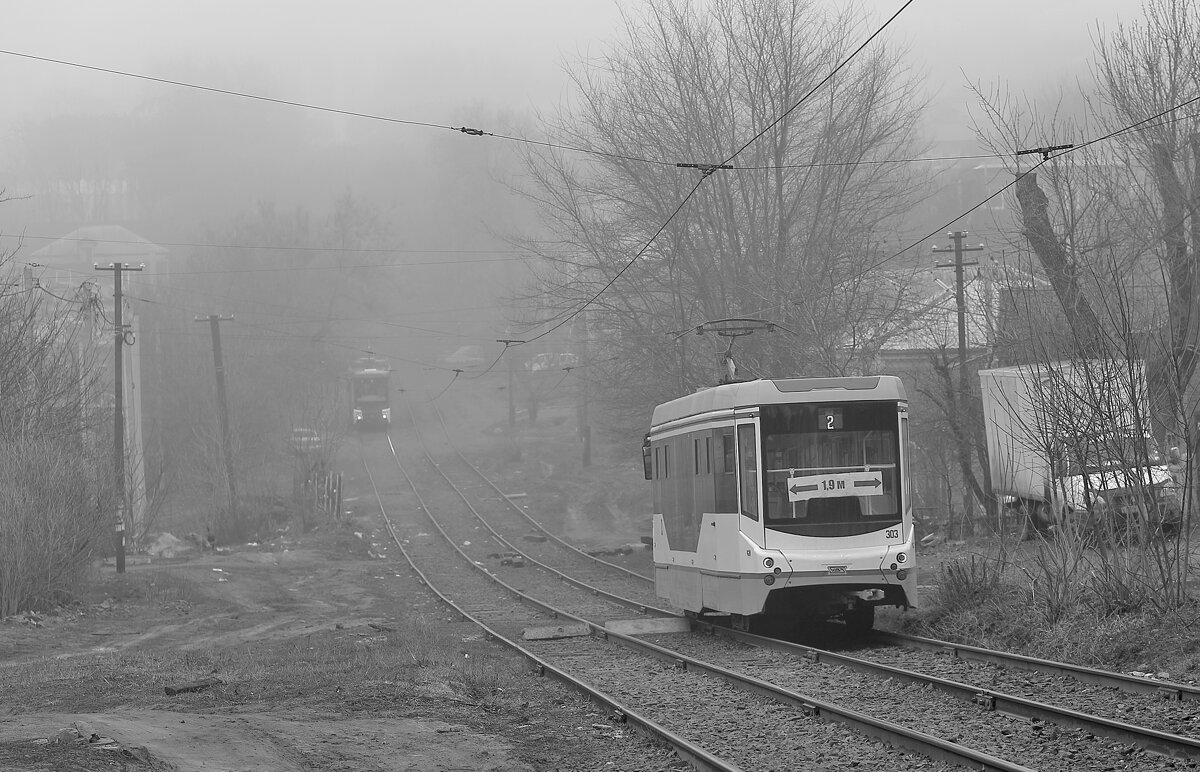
[899,408,911,540]
[734,419,765,548]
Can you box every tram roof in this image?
[650,376,906,429]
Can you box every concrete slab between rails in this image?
[605,617,690,636]
[522,623,592,641]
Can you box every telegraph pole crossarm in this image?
[932,231,985,378]
[95,262,144,574]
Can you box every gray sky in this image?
[1,0,1140,144]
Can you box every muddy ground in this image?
[0,395,677,772]
[0,529,678,772]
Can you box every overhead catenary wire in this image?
[7,232,532,261]
[859,90,1200,278]
[719,0,914,167]
[0,45,1027,182]
[125,292,466,371]
[427,369,463,402]
[514,0,917,349]
[12,10,1197,374]
[0,48,669,169]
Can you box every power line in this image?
[0,48,673,169]
[519,174,710,346]
[11,232,530,259]
[519,1,915,345]
[0,49,452,130]
[427,369,463,402]
[721,0,914,166]
[861,92,1200,277]
[0,47,1036,177]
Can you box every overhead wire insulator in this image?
[676,162,735,178]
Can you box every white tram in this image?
[644,376,915,631]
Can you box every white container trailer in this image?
[979,360,1176,531]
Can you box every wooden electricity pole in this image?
[933,231,984,385]
[575,311,591,467]
[497,338,523,433]
[95,262,143,574]
[197,314,238,530]
[933,231,984,535]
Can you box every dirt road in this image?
[0,532,651,771]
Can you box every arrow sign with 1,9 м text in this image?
[787,471,884,502]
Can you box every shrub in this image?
[934,555,1007,613]
[0,438,108,616]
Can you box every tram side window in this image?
[690,431,716,518]
[675,436,694,523]
[653,442,675,513]
[737,424,759,520]
[715,428,737,512]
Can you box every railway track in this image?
[402,406,670,616]
[358,407,1200,770]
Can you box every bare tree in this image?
[965,0,1200,612]
[0,210,111,615]
[1093,0,1200,434]
[513,0,928,417]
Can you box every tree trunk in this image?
[1014,172,1106,356]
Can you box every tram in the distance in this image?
[348,357,391,430]
[644,376,915,631]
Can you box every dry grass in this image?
[909,533,1200,677]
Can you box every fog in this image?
[0,0,1141,391]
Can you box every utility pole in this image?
[576,311,591,467]
[932,231,984,380]
[932,232,984,536]
[95,262,143,574]
[196,315,238,531]
[497,338,523,433]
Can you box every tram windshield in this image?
[760,402,901,537]
[352,375,389,402]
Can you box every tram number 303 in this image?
[885,529,900,539]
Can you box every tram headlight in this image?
[353,409,363,421]
[896,552,908,564]
[763,574,776,586]
[763,557,774,569]
[896,569,908,581]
